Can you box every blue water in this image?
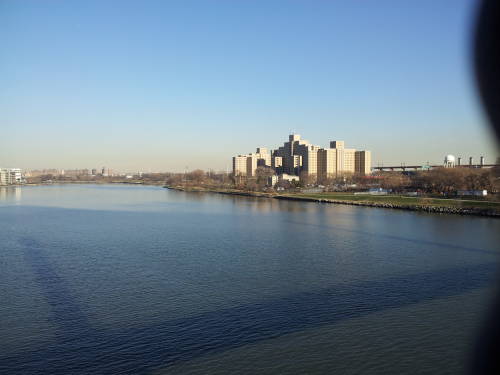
[1,184,499,374]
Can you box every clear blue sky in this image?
[1,0,497,172]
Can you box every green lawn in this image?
[287,193,500,210]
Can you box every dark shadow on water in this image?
[283,219,500,257]
[1,237,498,374]
[18,238,93,337]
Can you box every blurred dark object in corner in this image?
[475,0,500,140]
[471,0,500,374]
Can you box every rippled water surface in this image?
[1,184,499,374]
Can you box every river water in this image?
[1,184,499,374]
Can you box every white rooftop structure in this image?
[444,154,456,167]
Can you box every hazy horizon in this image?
[1,0,498,172]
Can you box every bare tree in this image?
[255,166,275,188]
[380,173,411,192]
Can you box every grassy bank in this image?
[165,185,500,217]
[291,192,500,210]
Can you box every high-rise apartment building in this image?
[328,140,354,174]
[271,156,283,169]
[232,134,371,180]
[274,134,313,175]
[256,148,271,167]
[317,148,337,183]
[232,147,272,177]
[246,153,259,177]
[330,140,345,149]
[295,143,320,177]
[232,155,248,176]
[342,148,356,174]
[355,151,371,175]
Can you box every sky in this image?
[1,0,498,172]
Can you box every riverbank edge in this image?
[164,185,500,218]
[14,181,164,187]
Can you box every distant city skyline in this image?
[1,0,498,172]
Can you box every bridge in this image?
[372,164,499,171]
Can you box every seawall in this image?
[164,186,500,218]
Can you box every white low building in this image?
[267,173,300,187]
[457,190,487,197]
[279,174,300,183]
[0,168,23,185]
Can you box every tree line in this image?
[28,164,499,197]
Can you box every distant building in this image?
[329,140,344,149]
[63,169,90,177]
[355,151,371,175]
[232,155,248,176]
[294,143,320,177]
[278,134,312,175]
[246,153,259,177]
[341,148,356,174]
[232,134,372,182]
[232,147,272,177]
[279,173,300,183]
[317,148,337,183]
[271,156,283,173]
[0,169,7,185]
[267,175,278,186]
[267,173,300,186]
[0,168,22,185]
[24,169,60,177]
[256,147,271,166]
[457,190,487,196]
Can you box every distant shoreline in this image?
[4,182,498,218]
[12,180,165,186]
[164,185,500,218]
